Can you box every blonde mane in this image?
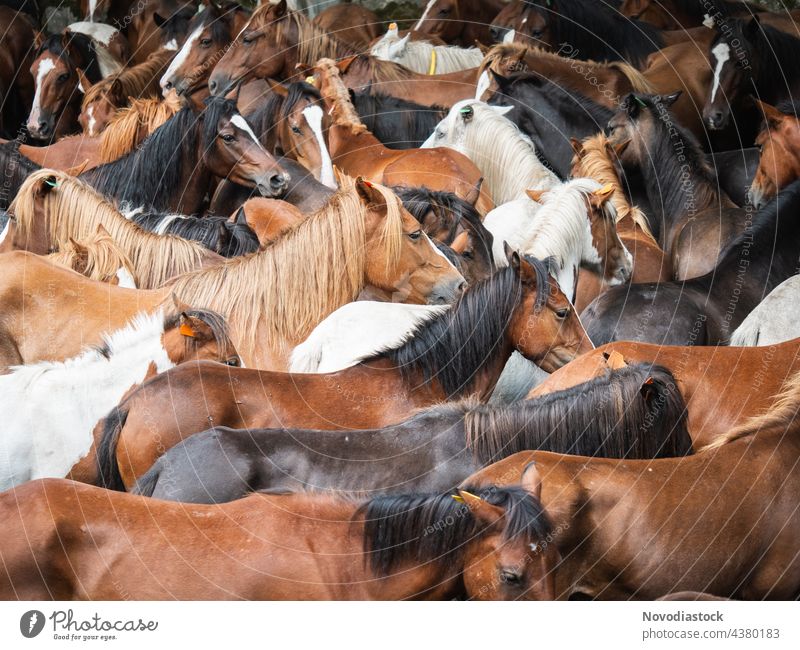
[81,49,173,113]
[702,369,800,451]
[11,170,211,289]
[169,175,405,355]
[316,58,367,134]
[47,225,136,283]
[98,94,182,162]
[573,133,656,241]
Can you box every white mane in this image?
[371,27,483,74]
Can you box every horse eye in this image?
[438,8,450,15]
[226,356,240,367]
[531,29,544,39]
[221,133,235,143]
[461,249,474,259]
[556,308,570,319]
[408,230,422,240]
[242,33,253,45]
[499,569,523,586]
[58,73,70,83]
[200,38,212,47]
[291,125,302,134]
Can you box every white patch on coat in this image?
[68,22,117,46]
[0,219,10,245]
[115,266,137,288]
[28,57,57,131]
[414,0,437,30]
[161,25,204,92]
[301,104,336,189]
[710,42,731,104]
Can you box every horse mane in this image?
[347,54,421,86]
[98,94,182,162]
[316,58,368,134]
[702,366,800,450]
[607,60,655,94]
[573,132,656,241]
[367,259,552,399]
[393,185,478,243]
[350,90,448,149]
[46,226,135,283]
[373,33,482,73]
[524,0,663,67]
[168,175,405,354]
[360,485,553,577]
[250,4,354,64]
[464,363,693,462]
[745,21,800,96]
[775,99,800,117]
[81,49,173,113]
[37,32,102,82]
[11,170,210,289]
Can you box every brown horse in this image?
[0,6,35,137]
[314,2,382,51]
[0,176,464,370]
[466,371,800,599]
[78,49,174,136]
[570,134,670,311]
[749,99,800,208]
[93,253,589,490]
[46,224,136,286]
[313,58,493,214]
[529,338,800,448]
[413,0,509,46]
[231,198,305,248]
[127,0,198,64]
[0,479,556,600]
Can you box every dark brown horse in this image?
[0,6,35,138]
[413,0,509,46]
[0,479,557,600]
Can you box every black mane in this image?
[360,486,553,577]
[369,259,553,399]
[350,91,448,149]
[393,186,481,243]
[525,0,663,67]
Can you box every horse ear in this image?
[179,312,214,342]
[388,33,410,57]
[623,93,640,117]
[271,83,289,98]
[603,350,628,370]
[490,104,514,117]
[521,462,543,502]
[640,376,658,405]
[233,206,248,226]
[464,177,483,206]
[755,99,783,129]
[659,91,681,108]
[336,56,358,73]
[76,69,92,94]
[95,223,111,237]
[36,175,59,196]
[455,490,505,529]
[171,293,193,315]
[590,183,615,210]
[611,138,631,158]
[569,137,583,158]
[273,0,288,18]
[525,188,546,203]
[355,177,386,210]
[504,241,521,270]
[153,12,167,28]
[33,30,44,50]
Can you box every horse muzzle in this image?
[703,108,728,131]
[256,172,291,198]
[427,277,467,305]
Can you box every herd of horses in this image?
[0,0,799,601]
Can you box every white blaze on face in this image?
[503,29,516,44]
[710,42,731,104]
[164,39,178,51]
[230,114,265,149]
[28,57,56,131]
[301,104,336,189]
[426,232,460,274]
[161,25,204,92]
[414,0,437,30]
[115,266,137,289]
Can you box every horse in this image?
[26,32,105,141]
[581,179,800,346]
[371,25,483,74]
[730,275,800,347]
[80,96,290,213]
[484,179,632,302]
[0,176,464,370]
[620,0,765,30]
[46,225,137,287]
[78,49,174,136]
[0,141,41,210]
[128,362,691,504]
[606,92,743,280]
[0,6,35,138]
[465,372,800,599]
[350,91,448,149]
[702,16,800,133]
[749,99,800,208]
[9,170,222,289]
[94,253,589,490]
[0,479,557,600]
[413,0,509,46]
[127,0,198,64]
[159,2,252,101]
[208,0,356,94]
[123,205,260,257]
[312,1,382,51]
[0,304,238,491]
[312,59,493,214]
[422,99,559,203]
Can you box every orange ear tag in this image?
[179,323,196,338]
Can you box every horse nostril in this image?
[209,79,217,94]
[456,280,467,295]
[164,81,173,90]
[269,173,289,191]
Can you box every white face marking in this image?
[68,22,118,46]
[414,0,437,30]
[475,70,491,100]
[164,39,178,51]
[28,57,57,131]
[161,25,204,92]
[427,233,460,273]
[302,104,336,189]
[230,114,265,149]
[503,29,516,44]
[710,42,731,104]
[86,105,97,135]
[88,0,97,22]
[115,266,137,289]
[0,218,10,245]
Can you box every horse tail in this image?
[131,462,160,498]
[96,405,129,492]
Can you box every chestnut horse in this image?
[0,176,464,371]
[46,225,137,287]
[0,480,557,600]
[466,373,800,599]
[231,198,305,247]
[94,253,588,489]
[529,336,800,448]
[413,0,509,46]
[749,99,800,208]
[313,58,493,214]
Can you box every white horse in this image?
[421,99,560,205]
[484,178,632,302]
[0,307,236,490]
[730,275,800,346]
[371,25,483,74]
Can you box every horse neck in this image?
[327,123,383,159]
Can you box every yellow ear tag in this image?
[597,183,614,196]
[305,76,316,86]
[451,494,465,503]
[179,323,196,338]
[388,22,398,31]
